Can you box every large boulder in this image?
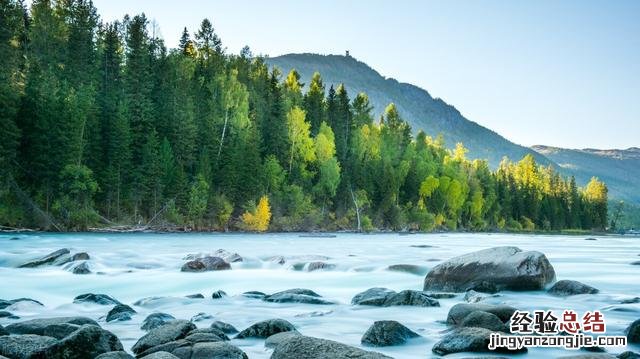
[95,351,134,359]
[548,280,599,297]
[0,325,7,336]
[627,319,640,343]
[265,331,302,348]
[106,304,136,322]
[264,288,334,305]
[423,246,556,292]
[41,323,82,339]
[0,298,43,310]
[5,317,99,335]
[271,336,392,359]
[0,334,57,359]
[140,352,180,359]
[459,311,509,332]
[180,256,230,272]
[132,320,196,355]
[447,303,517,325]
[361,320,420,346]
[141,313,176,331]
[432,327,526,355]
[235,319,297,339]
[351,288,439,307]
[171,342,247,359]
[18,248,70,268]
[32,324,124,359]
[73,293,121,306]
[72,262,91,274]
[210,321,238,334]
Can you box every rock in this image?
[447,303,517,325]
[630,261,640,265]
[361,320,420,346]
[265,331,302,348]
[0,334,57,359]
[41,323,81,339]
[0,311,19,320]
[351,288,439,307]
[558,355,616,359]
[71,252,90,261]
[106,304,136,322]
[186,328,229,341]
[264,288,334,305]
[190,313,213,322]
[211,290,227,299]
[141,313,176,331]
[5,316,99,335]
[0,325,7,336]
[140,352,180,359]
[627,319,640,343]
[213,249,243,263]
[426,292,457,299]
[409,244,435,248]
[72,262,91,274]
[132,320,196,355]
[267,256,286,265]
[184,332,224,343]
[459,311,509,332]
[432,327,526,355]
[423,246,556,292]
[243,291,266,299]
[618,352,640,359]
[136,340,189,358]
[73,293,121,305]
[0,298,43,310]
[95,351,134,359]
[271,336,392,359]
[235,319,296,339]
[621,297,640,304]
[18,248,70,268]
[173,342,247,359]
[210,321,238,334]
[33,324,124,359]
[464,290,500,303]
[549,280,599,296]
[185,294,204,299]
[387,264,429,275]
[180,256,230,272]
[307,261,336,271]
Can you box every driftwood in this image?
[0,225,35,233]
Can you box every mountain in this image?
[532,146,640,205]
[266,53,550,167]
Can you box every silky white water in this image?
[0,232,639,358]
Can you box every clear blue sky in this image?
[92,0,639,150]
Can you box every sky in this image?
[90,0,639,150]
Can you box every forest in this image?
[0,0,609,232]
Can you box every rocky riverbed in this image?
[0,232,639,358]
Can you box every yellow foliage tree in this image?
[241,195,272,232]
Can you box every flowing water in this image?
[0,232,639,358]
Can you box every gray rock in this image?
[73,293,121,305]
[620,297,640,304]
[137,340,189,358]
[618,351,640,359]
[72,262,91,274]
[140,352,180,359]
[447,303,517,325]
[459,311,509,332]
[132,320,196,354]
[210,321,238,334]
[32,324,124,359]
[180,256,230,272]
[0,298,43,310]
[425,292,457,299]
[464,290,500,303]
[174,342,247,359]
[71,252,90,261]
[41,323,81,339]
[142,313,176,331]
[632,261,640,265]
[0,325,7,336]
[211,290,227,299]
[184,332,224,343]
[106,304,136,322]
[423,246,556,292]
[5,316,99,335]
[627,319,640,343]
[190,312,213,322]
[243,291,266,299]
[0,334,57,359]
[351,288,396,306]
[185,294,204,299]
[307,261,336,271]
[361,320,420,346]
[271,336,392,359]
[432,327,526,355]
[0,311,19,320]
[549,280,599,296]
[186,328,229,341]
[235,319,296,339]
[387,264,429,275]
[213,249,243,263]
[264,288,333,305]
[18,248,70,268]
[95,351,134,359]
[265,331,302,348]
[351,288,439,307]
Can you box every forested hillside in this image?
[0,0,608,232]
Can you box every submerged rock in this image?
[211,290,227,299]
[210,321,238,334]
[271,336,392,359]
[213,249,243,263]
[33,324,123,358]
[361,320,420,346]
[307,261,336,271]
[235,319,296,339]
[73,293,121,306]
[106,304,136,322]
[432,327,526,355]
[243,291,266,299]
[386,264,429,275]
[5,317,98,335]
[0,334,57,359]
[185,293,204,299]
[72,262,91,274]
[618,351,640,359]
[351,288,439,307]
[423,246,556,292]
[141,313,176,331]
[18,248,70,268]
[132,320,196,355]
[447,303,517,325]
[263,288,334,305]
[0,298,43,310]
[190,313,213,322]
[180,256,230,272]
[548,280,599,297]
[627,319,640,343]
[0,311,19,320]
[464,290,500,303]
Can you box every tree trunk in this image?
[350,186,361,232]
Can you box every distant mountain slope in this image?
[532,146,640,204]
[266,53,550,167]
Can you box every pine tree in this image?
[303,72,326,135]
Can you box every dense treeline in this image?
[0,0,608,232]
